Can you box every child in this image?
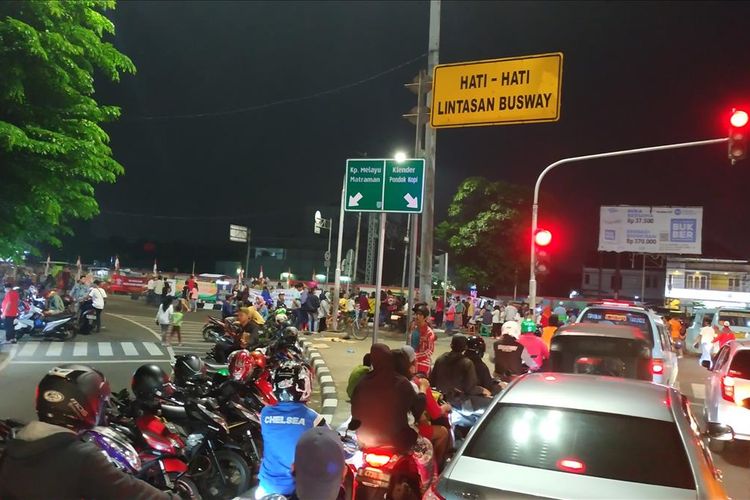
[169,302,184,346]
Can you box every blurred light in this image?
[535,229,552,247]
[394,151,407,163]
[314,210,322,221]
[569,290,579,299]
[557,458,586,474]
[315,274,326,282]
[511,419,531,444]
[544,375,557,381]
[730,110,749,128]
[634,295,640,300]
[540,410,562,442]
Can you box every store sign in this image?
[598,206,703,254]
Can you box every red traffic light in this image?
[730,109,749,128]
[535,229,552,247]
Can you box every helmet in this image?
[501,321,521,339]
[465,335,486,358]
[273,361,312,402]
[173,354,206,386]
[279,326,299,348]
[251,350,267,371]
[228,349,256,382]
[36,364,111,430]
[131,364,171,400]
[521,318,537,334]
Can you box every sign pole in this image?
[407,69,426,330]
[353,213,362,285]
[443,252,448,317]
[332,173,346,331]
[528,137,727,312]
[245,229,251,282]
[373,213,387,344]
[326,218,332,283]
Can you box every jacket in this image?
[492,334,528,377]
[1,288,19,317]
[430,351,478,402]
[0,421,171,500]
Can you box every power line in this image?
[124,52,427,122]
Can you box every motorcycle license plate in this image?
[86,315,97,320]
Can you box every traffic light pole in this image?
[529,137,728,314]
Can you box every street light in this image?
[314,210,333,282]
[394,151,407,163]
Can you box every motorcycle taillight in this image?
[364,453,393,468]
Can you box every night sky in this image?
[72,1,750,289]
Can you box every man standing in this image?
[153,275,164,298]
[409,303,436,376]
[503,301,519,323]
[667,315,685,358]
[88,280,107,332]
[146,276,155,305]
[1,282,19,344]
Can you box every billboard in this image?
[598,206,702,254]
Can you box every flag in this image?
[114,255,120,271]
[44,255,51,276]
[76,256,82,280]
[259,266,264,279]
[153,259,158,275]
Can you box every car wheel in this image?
[708,437,727,453]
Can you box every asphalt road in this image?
[1,296,748,497]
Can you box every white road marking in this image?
[143,342,162,356]
[73,342,88,356]
[45,343,63,357]
[121,342,138,356]
[12,359,170,365]
[691,383,706,400]
[18,342,38,357]
[98,342,113,356]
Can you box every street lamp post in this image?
[314,211,333,282]
[529,137,728,313]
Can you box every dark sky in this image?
[80,0,750,286]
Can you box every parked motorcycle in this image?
[77,297,97,335]
[14,300,76,341]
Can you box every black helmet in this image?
[465,335,486,358]
[279,326,299,348]
[173,354,206,386]
[131,364,171,400]
[36,364,111,430]
[273,360,312,402]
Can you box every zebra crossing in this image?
[169,322,214,357]
[9,340,170,363]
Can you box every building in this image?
[665,257,750,309]
[581,266,665,301]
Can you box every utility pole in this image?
[332,173,346,331]
[353,213,362,286]
[418,0,440,304]
[365,213,377,284]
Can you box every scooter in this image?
[77,297,97,335]
[14,300,76,341]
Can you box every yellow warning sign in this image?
[431,53,563,128]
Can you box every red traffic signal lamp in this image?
[729,108,748,164]
[534,228,552,247]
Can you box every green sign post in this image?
[345,158,425,213]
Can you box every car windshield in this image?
[717,311,750,328]
[463,403,695,490]
[579,309,653,346]
[729,350,750,379]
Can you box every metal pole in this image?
[418,0,440,304]
[407,69,425,330]
[641,253,646,300]
[401,215,411,293]
[245,229,251,282]
[353,213,362,285]
[332,173,346,331]
[373,213,387,344]
[443,252,448,315]
[528,137,728,311]
[325,219,332,283]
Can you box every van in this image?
[685,307,750,354]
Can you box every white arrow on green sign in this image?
[345,158,425,213]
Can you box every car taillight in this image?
[651,359,664,375]
[365,453,392,468]
[556,458,586,474]
[721,376,735,403]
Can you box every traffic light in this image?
[433,253,447,276]
[728,108,748,164]
[534,229,552,275]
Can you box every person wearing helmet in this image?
[464,335,494,394]
[430,335,479,405]
[132,364,173,401]
[409,302,436,376]
[518,317,549,371]
[256,361,325,498]
[0,365,173,499]
[490,321,536,381]
[228,349,257,383]
[172,353,207,388]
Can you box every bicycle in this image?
[345,312,370,340]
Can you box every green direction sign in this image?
[345,158,425,213]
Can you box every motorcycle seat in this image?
[46,312,74,321]
[205,362,228,372]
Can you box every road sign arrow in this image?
[404,193,419,209]
[348,192,363,207]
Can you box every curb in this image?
[300,338,338,424]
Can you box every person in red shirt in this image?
[517,319,550,371]
[409,303,436,376]
[715,321,736,348]
[357,292,370,326]
[1,282,20,344]
[435,296,445,328]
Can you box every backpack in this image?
[305,293,320,311]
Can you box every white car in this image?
[437,373,726,499]
[703,339,750,453]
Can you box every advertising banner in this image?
[598,206,702,254]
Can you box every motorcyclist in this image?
[491,321,537,381]
[518,317,550,371]
[45,288,65,315]
[214,306,265,363]
[350,343,425,452]
[256,360,325,498]
[464,335,497,394]
[430,334,480,404]
[0,364,174,499]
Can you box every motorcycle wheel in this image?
[199,449,252,500]
[60,324,77,341]
[169,474,201,500]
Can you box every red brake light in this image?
[651,359,664,375]
[722,376,735,403]
[556,458,586,474]
[365,453,392,468]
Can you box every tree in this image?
[436,177,529,294]
[0,1,134,259]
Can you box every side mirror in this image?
[701,360,711,370]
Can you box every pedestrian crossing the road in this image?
[9,340,170,363]
[107,314,214,358]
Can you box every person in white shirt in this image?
[155,296,174,346]
[503,303,518,323]
[698,318,717,368]
[153,276,164,296]
[146,277,155,305]
[88,280,107,332]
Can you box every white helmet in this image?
[501,321,521,340]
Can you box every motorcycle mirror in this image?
[348,419,361,431]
